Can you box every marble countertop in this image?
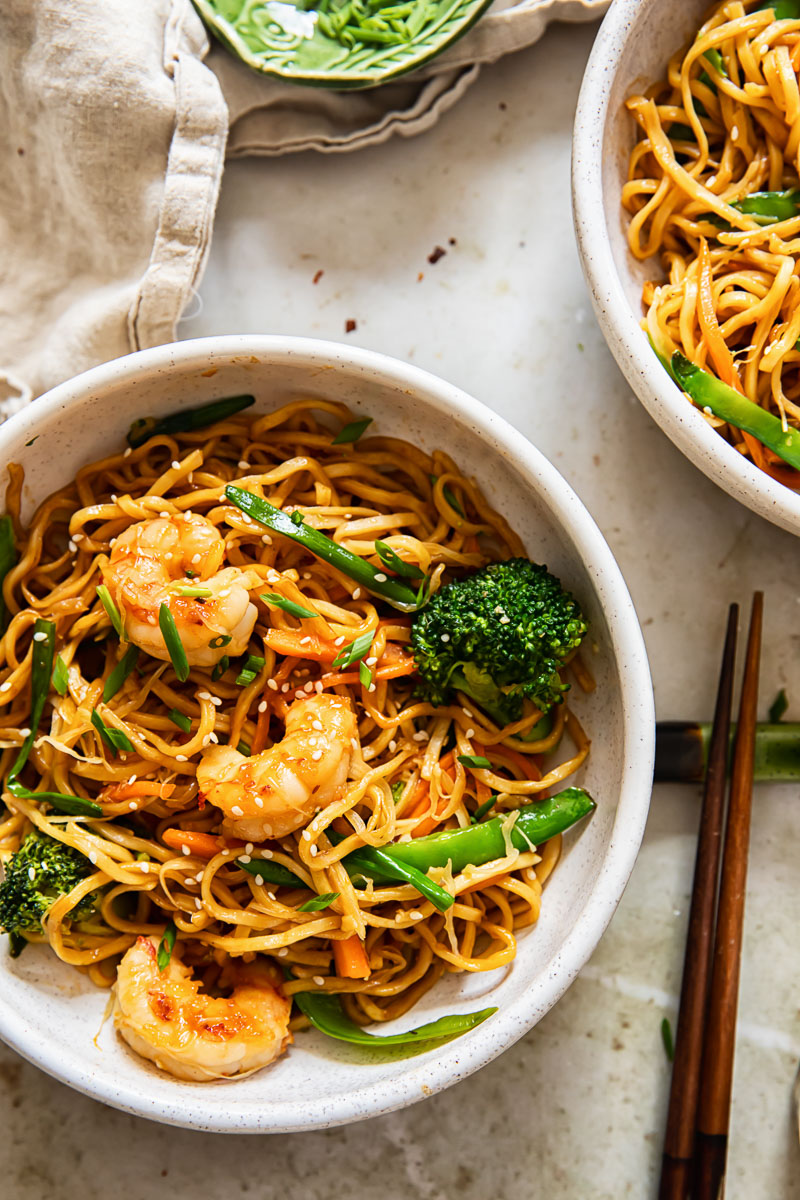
[4,17,800,1200]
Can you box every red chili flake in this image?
[312,269,324,285]
[428,246,446,265]
[345,319,357,333]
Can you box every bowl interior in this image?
[0,337,653,1131]
[573,0,800,535]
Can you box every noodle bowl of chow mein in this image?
[574,0,800,535]
[0,335,653,1131]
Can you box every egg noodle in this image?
[623,0,800,487]
[0,398,590,1067]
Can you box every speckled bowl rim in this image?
[0,335,654,1132]
[572,0,800,537]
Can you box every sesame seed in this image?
[277,948,288,957]
[368,683,376,693]
[111,495,118,503]
[313,976,325,986]
[302,830,311,840]
[304,681,314,693]
[128,801,137,810]
[210,697,222,707]
[462,708,473,718]
[159,511,170,519]
[231,805,243,816]
[33,631,47,642]
[124,447,132,457]
[466,728,475,738]
[258,847,271,858]
[409,911,423,921]
[238,460,250,470]
[441,634,450,643]
[312,720,323,731]
[209,732,218,743]
[19,728,30,737]
[0,682,11,692]
[182,845,190,856]
[731,124,739,140]
[258,700,267,713]
[68,540,77,553]
[239,854,251,864]
[365,656,377,666]
[219,589,230,599]
[245,843,254,853]
[268,891,276,901]
[314,681,323,693]
[175,754,188,762]
[302,572,312,580]
[300,636,311,645]
[255,875,264,886]
[261,534,272,545]
[312,750,322,761]
[221,849,230,857]
[309,844,318,857]
[412,730,429,742]
[281,683,290,693]
[344,514,352,520]
[389,740,397,752]
[191,553,201,564]
[267,679,278,691]
[198,690,212,701]
[195,897,203,909]
[254,797,264,808]
[89,851,98,865]
[28,866,35,881]
[500,616,510,625]
[171,460,181,470]
[334,636,345,646]
[195,871,204,882]
[109,537,117,547]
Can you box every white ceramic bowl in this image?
[0,335,654,1132]
[572,0,800,536]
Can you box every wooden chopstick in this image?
[695,591,764,1200]
[658,603,739,1200]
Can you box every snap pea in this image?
[671,352,800,471]
[293,988,496,1048]
[225,485,420,612]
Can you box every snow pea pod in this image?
[293,986,496,1048]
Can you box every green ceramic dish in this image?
[192,0,494,90]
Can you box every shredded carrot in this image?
[161,828,243,859]
[264,629,340,663]
[461,872,509,895]
[697,239,738,388]
[333,934,371,979]
[408,752,455,836]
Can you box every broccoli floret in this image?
[411,558,587,724]
[0,830,98,956]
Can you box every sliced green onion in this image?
[52,655,69,697]
[457,754,492,770]
[374,540,424,580]
[236,739,251,757]
[235,654,266,687]
[293,987,496,1049]
[225,486,420,612]
[157,921,177,971]
[209,634,231,650]
[237,858,304,887]
[332,629,374,670]
[331,417,372,444]
[158,603,190,681]
[769,689,788,723]
[91,710,135,755]
[7,618,55,789]
[260,593,317,620]
[168,708,192,734]
[126,394,255,449]
[211,655,229,682]
[6,784,102,817]
[756,0,800,19]
[172,586,213,598]
[391,781,405,804]
[359,660,372,689]
[96,585,124,639]
[0,515,16,633]
[297,892,339,912]
[471,797,496,823]
[102,645,139,703]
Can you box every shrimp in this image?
[101,513,259,666]
[113,936,291,1081]
[197,693,358,840]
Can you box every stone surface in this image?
[3,17,800,1198]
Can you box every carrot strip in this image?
[460,872,509,895]
[161,828,243,859]
[409,752,455,836]
[333,934,371,979]
[264,629,340,663]
[697,239,738,388]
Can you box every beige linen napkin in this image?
[0,0,606,408]
[0,0,228,408]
